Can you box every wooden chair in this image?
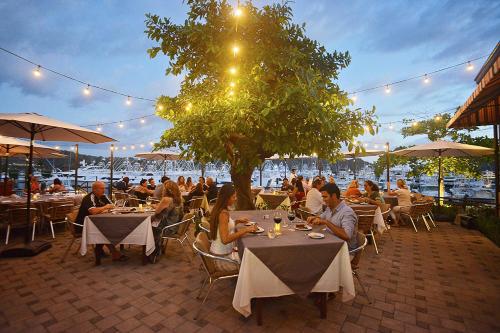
[158,213,195,263]
[380,203,393,241]
[356,211,379,254]
[46,202,74,238]
[60,209,82,263]
[192,231,239,320]
[5,207,38,244]
[400,203,431,232]
[349,232,371,303]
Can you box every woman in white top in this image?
[387,179,412,226]
[209,184,257,270]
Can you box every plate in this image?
[308,232,325,239]
[252,226,265,234]
[245,221,256,226]
[295,224,312,231]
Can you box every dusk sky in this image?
[0,0,498,158]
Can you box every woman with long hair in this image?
[177,176,186,192]
[185,177,194,192]
[362,180,385,207]
[292,176,306,209]
[153,180,183,234]
[209,183,256,270]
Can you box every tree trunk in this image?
[230,165,255,210]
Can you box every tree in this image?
[145,0,375,209]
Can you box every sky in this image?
[0,0,498,159]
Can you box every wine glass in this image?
[287,211,296,223]
[273,212,282,235]
[146,197,152,208]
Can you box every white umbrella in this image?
[392,140,494,201]
[135,150,181,176]
[0,113,115,251]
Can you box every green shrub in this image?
[467,206,500,246]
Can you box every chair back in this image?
[7,207,38,227]
[113,192,128,201]
[200,217,211,233]
[175,213,195,237]
[189,197,204,210]
[66,209,83,237]
[193,231,218,276]
[350,231,367,269]
[296,207,315,221]
[356,213,375,234]
[128,196,140,207]
[408,203,426,218]
[380,203,391,221]
[49,203,74,221]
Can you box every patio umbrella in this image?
[392,140,494,202]
[0,112,114,256]
[342,149,385,179]
[135,150,180,176]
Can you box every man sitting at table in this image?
[76,181,126,261]
[307,183,358,251]
[206,177,218,202]
[280,178,294,192]
[114,177,131,192]
[305,178,324,215]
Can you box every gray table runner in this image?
[88,213,152,245]
[231,210,344,297]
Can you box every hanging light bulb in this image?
[385,85,391,94]
[466,61,474,71]
[118,122,124,128]
[234,7,243,17]
[70,146,75,151]
[229,67,237,75]
[412,121,418,127]
[149,141,154,146]
[185,102,193,111]
[83,84,91,95]
[122,146,127,151]
[33,65,41,78]
[232,44,240,56]
[54,146,60,150]
[435,115,441,121]
[229,81,236,88]
[423,74,430,84]
[126,96,132,105]
[228,90,235,96]
[350,95,357,102]
[96,125,102,132]
[140,118,146,124]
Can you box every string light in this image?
[157,104,164,111]
[118,122,124,128]
[70,146,75,151]
[140,118,146,124]
[384,85,391,94]
[423,74,430,84]
[83,84,91,95]
[149,141,154,146]
[140,144,145,148]
[122,146,127,150]
[130,145,135,150]
[229,67,237,75]
[466,61,474,71]
[126,96,132,106]
[33,65,41,78]
[229,81,236,88]
[228,90,235,96]
[435,115,441,121]
[54,146,60,150]
[185,102,192,111]
[389,123,394,130]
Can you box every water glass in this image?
[267,227,276,239]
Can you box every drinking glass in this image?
[267,227,276,239]
[287,211,296,223]
[273,212,282,235]
[146,197,152,208]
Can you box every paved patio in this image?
[0,221,499,333]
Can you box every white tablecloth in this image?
[373,207,386,234]
[80,215,155,256]
[232,243,355,317]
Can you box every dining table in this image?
[230,210,355,324]
[80,208,156,265]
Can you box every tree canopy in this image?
[145,0,375,208]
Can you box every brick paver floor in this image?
[0,221,499,332]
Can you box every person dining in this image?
[152,180,184,235]
[328,175,336,184]
[307,183,358,251]
[361,180,385,207]
[48,178,66,193]
[387,179,412,226]
[133,179,154,203]
[187,182,205,202]
[343,179,362,198]
[114,177,131,192]
[76,181,126,261]
[209,183,257,270]
[291,176,306,209]
[198,176,208,191]
[280,178,294,192]
[153,176,169,199]
[177,176,187,192]
[305,177,324,214]
[185,177,194,192]
[147,178,156,190]
[206,177,218,202]
[28,175,41,194]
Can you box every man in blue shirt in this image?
[307,182,358,251]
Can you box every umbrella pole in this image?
[386,142,390,191]
[74,144,79,194]
[3,146,9,195]
[25,125,35,244]
[259,163,263,187]
[438,151,442,206]
[494,124,499,217]
[284,159,287,179]
[109,144,114,198]
[163,158,167,176]
[318,157,322,177]
[353,158,357,179]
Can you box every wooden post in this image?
[74,144,79,194]
[438,151,443,206]
[109,144,114,197]
[386,142,390,191]
[494,124,499,217]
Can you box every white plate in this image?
[252,226,265,234]
[308,232,325,239]
[294,224,312,231]
[245,221,256,226]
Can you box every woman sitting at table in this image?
[48,178,66,194]
[177,176,187,192]
[343,180,361,198]
[361,180,385,207]
[387,179,412,226]
[133,179,154,203]
[291,177,306,209]
[153,180,183,235]
[27,175,40,194]
[209,183,257,270]
[185,177,194,192]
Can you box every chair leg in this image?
[421,215,431,232]
[370,230,379,255]
[32,222,36,241]
[427,213,437,227]
[384,221,393,241]
[353,271,371,304]
[60,237,76,263]
[197,276,209,299]
[409,217,418,232]
[194,280,214,320]
[50,221,55,239]
[5,224,10,245]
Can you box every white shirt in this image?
[305,188,323,215]
[290,172,297,180]
[395,188,412,206]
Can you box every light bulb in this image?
[385,85,391,94]
[96,126,102,132]
[33,65,41,77]
[140,118,146,124]
[229,67,237,75]
[229,81,236,88]
[83,85,91,95]
[140,144,145,148]
[351,95,357,102]
[228,90,235,96]
[122,146,127,150]
[149,141,154,146]
[423,74,430,84]
[412,121,418,127]
[232,45,240,56]
[157,104,164,111]
[131,145,135,150]
[70,146,75,151]
[118,122,124,128]
[126,96,132,105]
[363,143,368,148]
[234,7,242,17]
[185,102,192,111]
[54,146,60,150]
[466,61,474,71]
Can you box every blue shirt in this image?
[320,201,358,251]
